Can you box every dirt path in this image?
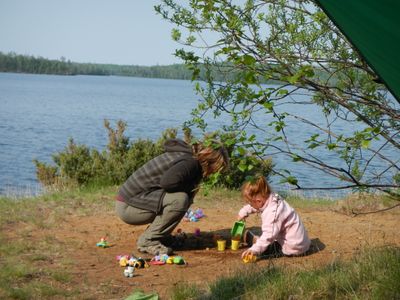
[5,199,400,299]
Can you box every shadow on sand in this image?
[176,226,325,258]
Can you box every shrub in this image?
[33,120,176,189]
[34,120,273,191]
[191,130,274,189]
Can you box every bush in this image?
[34,120,176,189]
[194,130,274,189]
[34,120,273,191]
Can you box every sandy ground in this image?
[4,199,400,299]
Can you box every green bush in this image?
[34,120,173,189]
[197,130,274,189]
[34,120,273,191]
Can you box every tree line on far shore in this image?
[0,51,195,80]
[0,51,314,84]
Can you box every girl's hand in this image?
[241,248,255,259]
[237,215,246,221]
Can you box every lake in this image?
[0,72,393,198]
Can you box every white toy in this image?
[124,266,135,278]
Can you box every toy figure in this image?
[124,266,135,277]
[96,237,111,248]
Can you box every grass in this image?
[170,246,400,300]
[0,186,398,299]
[0,186,118,299]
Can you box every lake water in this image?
[0,73,395,198]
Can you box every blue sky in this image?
[0,0,181,66]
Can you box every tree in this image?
[156,0,400,199]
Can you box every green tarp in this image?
[315,0,400,102]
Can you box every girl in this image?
[237,176,310,258]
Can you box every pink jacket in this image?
[238,193,310,255]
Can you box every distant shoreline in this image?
[0,51,284,84]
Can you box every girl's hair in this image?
[241,176,271,203]
[193,141,229,177]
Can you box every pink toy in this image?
[194,228,201,237]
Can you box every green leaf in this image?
[277,89,288,96]
[308,142,320,149]
[327,143,337,150]
[263,102,274,110]
[361,139,370,149]
[171,28,181,41]
[287,176,298,185]
[292,155,302,162]
[242,54,256,65]
[238,162,247,172]
[237,147,246,156]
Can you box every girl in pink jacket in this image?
[237,176,311,258]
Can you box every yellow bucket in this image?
[217,239,226,251]
[231,239,240,251]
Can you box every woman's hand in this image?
[241,248,255,259]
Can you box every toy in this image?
[183,208,205,222]
[117,255,149,268]
[96,237,112,248]
[231,238,240,251]
[217,239,226,251]
[231,221,245,238]
[119,255,130,267]
[149,255,167,265]
[133,258,148,269]
[150,255,186,265]
[124,266,135,277]
[194,228,201,237]
[173,256,185,265]
[243,253,257,263]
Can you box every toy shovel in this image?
[231,220,245,238]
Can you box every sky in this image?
[0,0,182,66]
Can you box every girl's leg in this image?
[244,229,258,247]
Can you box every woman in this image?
[116,138,229,256]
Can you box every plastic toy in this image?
[231,239,240,251]
[150,255,186,265]
[119,256,130,267]
[133,258,148,269]
[217,239,226,251]
[194,228,201,237]
[173,256,185,265]
[117,255,149,268]
[124,266,135,277]
[243,253,257,263]
[149,255,167,265]
[183,208,205,222]
[96,237,112,248]
[231,221,245,238]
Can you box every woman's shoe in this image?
[138,243,173,256]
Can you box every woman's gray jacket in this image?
[118,139,202,213]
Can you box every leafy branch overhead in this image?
[156,0,399,199]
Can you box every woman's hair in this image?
[241,176,271,203]
[193,141,229,177]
